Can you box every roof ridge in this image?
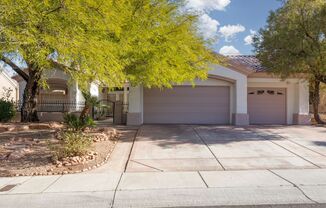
[227,55,256,57]
[0,68,18,87]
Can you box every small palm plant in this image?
[80,91,100,121]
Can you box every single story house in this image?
[0,68,18,102]
[127,55,310,126]
[12,55,310,125]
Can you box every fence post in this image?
[113,101,122,125]
[92,106,95,120]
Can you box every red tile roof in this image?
[227,55,268,72]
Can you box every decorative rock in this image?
[49,122,64,129]
[7,149,29,160]
[29,124,51,130]
[0,126,9,133]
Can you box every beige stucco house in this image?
[12,55,311,125]
[0,69,18,102]
[127,55,310,126]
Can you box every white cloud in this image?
[197,14,220,39]
[219,45,241,55]
[219,24,245,41]
[184,0,231,40]
[244,29,257,45]
[185,0,231,12]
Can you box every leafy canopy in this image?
[253,0,326,80]
[0,0,218,89]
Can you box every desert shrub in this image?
[51,131,92,160]
[63,113,95,132]
[0,99,16,122]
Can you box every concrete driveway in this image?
[126,125,326,172]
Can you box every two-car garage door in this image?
[143,86,230,124]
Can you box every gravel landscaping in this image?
[0,123,119,177]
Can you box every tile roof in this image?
[227,55,268,72]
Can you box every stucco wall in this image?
[127,64,249,125]
[0,71,18,102]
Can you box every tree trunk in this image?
[21,68,41,122]
[311,79,325,124]
[80,105,90,121]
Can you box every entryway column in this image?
[233,78,250,125]
[127,86,143,125]
[293,80,310,124]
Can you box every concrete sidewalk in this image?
[1,168,326,208]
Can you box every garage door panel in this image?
[144,112,228,124]
[248,88,286,125]
[145,107,229,114]
[144,86,230,124]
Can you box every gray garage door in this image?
[248,88,287,125]
[143,86,230,124]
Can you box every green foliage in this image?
[0,88,16,122]
[82,92,100,108]
[0,0,219,91]
[63,113,95,132]
[253,0,326,79]
[0,99,16,122]
[51,131,92,160]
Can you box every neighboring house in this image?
[0,68,18,102]
[127,55,310,126]
[13,68,128,122]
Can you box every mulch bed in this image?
[0,123,119,177]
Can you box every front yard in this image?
[0,123,118,177]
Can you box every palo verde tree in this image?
[253,0,326,124]
[0,0,124,122]
[0,0,218,122]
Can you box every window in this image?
[267,90,275,95]
[277,91,284,95]
[248,91,255,95]
[257,90,265,95]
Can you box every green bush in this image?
[51,131,92,160]
[63,113,95,132]
[0,99,16,122]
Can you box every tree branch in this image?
[45,0,65,15]
[319,75,326,84]
[0,56,29,81]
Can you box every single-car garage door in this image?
[248,88,286,125]
[143,86,230,124]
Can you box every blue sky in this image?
[187,0,283,55]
